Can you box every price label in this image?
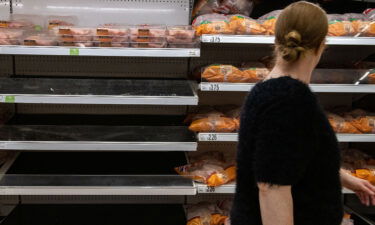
[207,133,218,141]
[70,48,80,56]
[209,36,221,43]
[4,96,15,103]
[206,186,216,193]
[189,50,197,56]
[209,83,220,91]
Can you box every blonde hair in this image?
[275,1,328,63]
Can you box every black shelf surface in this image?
[0,78,194,97]
[0,152,190,187]
[2,204,186,225]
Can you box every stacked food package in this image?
[175,151,236,187]
[342,148,375,185]
[185,201,352,225]
[201,64,269,83]
[186,106,240,133]
[328,109,375,134]
[193,10,375,37]
[185,200,232,225]
[0,15,199,48]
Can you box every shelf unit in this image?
[0,46,201,57]
[198,133,375,143]
[0,0,374,222]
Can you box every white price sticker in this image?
[209,83,220,91]
[207,134,218,141]
[210,36,221,43]
[189,50,197,56]
[206,186,216,193]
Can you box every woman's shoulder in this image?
[251,76,315,101]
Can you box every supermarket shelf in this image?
[198,133,375,142]
[0,46,200,57]
[196,183,354,194]
[201,35,375,46]
[200,83,375,93]
[0,125,197,151]
[0,78,198,105]
[0,175,196,195]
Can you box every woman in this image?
[231,2,375,225]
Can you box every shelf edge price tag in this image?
[209,83,220,91]
[70,48,80,56]
[207,133,218,141]
[4,96,15,103]
[206,186,216,193]
[210,36,221,43]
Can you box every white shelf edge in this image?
[198,133,375,142]
[200,83,375,93]
[201,35,375,46]
[0,141,197,151]
[0,46,200,57]
[196,183,354,194]
[0,186,197,196]
[0,94,198,105]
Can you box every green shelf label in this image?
[5,96,15,103]
[70,48,80,56]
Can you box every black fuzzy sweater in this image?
[231,76,343,225]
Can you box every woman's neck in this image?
[267,55,317,84]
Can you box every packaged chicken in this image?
[94,35,129,43]
[328,20,355,36]
[355,21,375,37]
[349,116,375,133]
[193,14,233,36]
[47,16,77,30]
[0,29,24,45]
[59,41,95,47]
[189,116,237,132]
[167,25,195,42]
[219,0,253,15]
[229,15,266,35]
[129,25,166,37]
[241,67,269,83]
[342,148,370,170]
[185,202,227,225]
[201,65,243,82]
[97,42,129,47]
[258,10,281,35]
[24,34,58,46]
[130,42,166,48]
[130,36,166,43]
[327,113,361,134]
[96,26,129,36]
[369,70,375,84]
[176,152,235,186]
[57,27,95,35]
[353,169,375,185]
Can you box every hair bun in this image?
[280,30,305,62]
[285,30,302,48]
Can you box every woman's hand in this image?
[341,169,375,206]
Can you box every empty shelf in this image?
[0,78,198,105]
[0,125,196,151]
[1,204,186,225]
[0,152,195,195]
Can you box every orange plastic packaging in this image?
[241,68,269,83]
[356,21,375,37]
[201,65,244,83]
[369,71,375,84]
[350,116,375,133]
[229,15,266,35]
[327,113,361,134]
[186,203,228,225]
[328,20,355,36]
[195,20,233,36]
[353,169,375,185]
[261,16,277,35]
[189,117,237,132]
